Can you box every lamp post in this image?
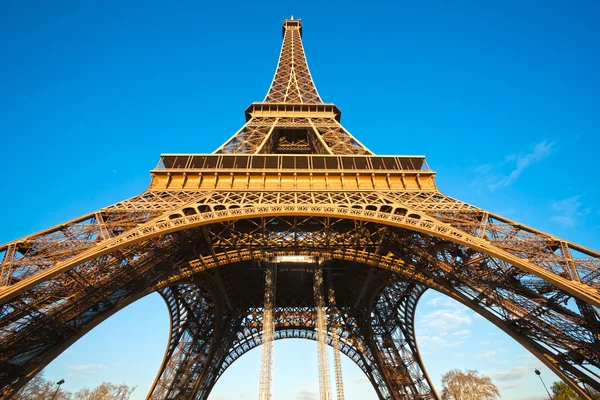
[535,369,552,399]
[51,379,65,400]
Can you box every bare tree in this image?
[13,374,135,400]
[441,369,500,400]
[75,382,136,400]
[12,374,71,400]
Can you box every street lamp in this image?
[535,369,552,399]
[51,379,65,400]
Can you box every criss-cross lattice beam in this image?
[258,266,276,400]
[2,15,599,400]
[2,192,599,395]
[328,286,345,400]
[214,117,373,155]
[264,18,322,104]
[314,267,332,400]
[369,282,438,399]
[4,192,595,309]
[147,281,226,400]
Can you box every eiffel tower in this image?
[1,17,599,400]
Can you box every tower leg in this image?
[314,268,332,400]
[360,281,438,400]
[258,265,276,400]
[328,287,345,400]
[148,283,224,400]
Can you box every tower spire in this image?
[264,18,322,103]
[215,17,372,155]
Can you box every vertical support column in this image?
[369,283,439,399]
[559,241,580,282]
[94,212,112,240]
[559,242,600,342]
[314,268,332,400]
[476,212,489,238]
[0,244,16,286]
[258,266,276,400]
[148,284,220,400]
[328,287,345,400]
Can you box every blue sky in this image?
[1,1,599,399]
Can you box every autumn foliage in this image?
[440,369,500,400]
[13,373,136,400]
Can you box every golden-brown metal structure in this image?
[258,266,275,400]
[0,17,599,400]
[328,286,345,400]
[314,267,332,400]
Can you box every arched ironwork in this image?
[1,17,598,400]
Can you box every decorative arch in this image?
[1,203,599,399]
[3,201,598,307]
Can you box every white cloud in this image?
[293,388,318,400]
[67,364,107,371]
[550,195,590,227]
[425,296,457,308]
[473,140,555,191]
[452,330,470,336]
[490,366,529,382]
[474,350,496,359]
[351,376,369,385]
[500,383,521,390]
[420,309,472,333]
[426,296,445,307]
[418,335,467,349]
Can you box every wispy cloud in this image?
[474,350,496,359]
[550,195,591,227]
[351,376,369,385]
[452,329,470,336]
[500,383,521,390]
[293,388,318,400]
[418,335,467,349]
[490,366,529,382]
[473,140,555,191]
[67,364,107,372]
[419,309,472,333]
[425,296,456,308]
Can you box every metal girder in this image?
[258,266,276,400]
[1,210,599,398]
[264,18,322,104]
[368,283,438,399]
[328,286,345,400]
[314,268,332,400]
[0,16,599,400]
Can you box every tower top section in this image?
[264,18,322,103]
[282,17,302,37]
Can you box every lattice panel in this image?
[312,118,372,155]
[215,118,278,154]
[1,16,599,400]
[264,21,321,104]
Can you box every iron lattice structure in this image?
[1,18,599,400]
